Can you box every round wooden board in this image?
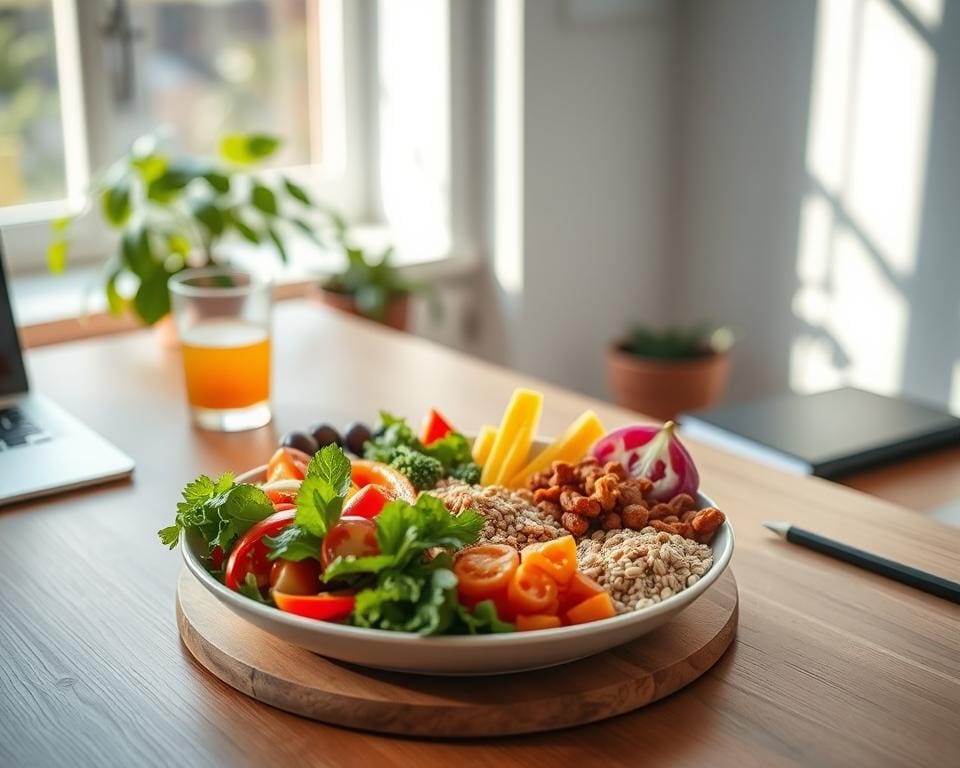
[176,567,738,738]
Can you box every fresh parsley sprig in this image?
[323,494,512,635]
[264,444,352,562]
[158,472,275,555]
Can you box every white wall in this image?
[673,0,960,412]
[513,0,676,396]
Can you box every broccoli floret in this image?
[363,441,399,465]
[389,447,443,490]
[448,461,481,485]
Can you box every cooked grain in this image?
[577,527,713,613]
[432,481,565,548]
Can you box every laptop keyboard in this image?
[0,406,51,449]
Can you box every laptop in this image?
[0,237,134,505]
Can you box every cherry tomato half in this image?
[223,508,296,591]
[341,484,390,520]
[267,447,311,482]
[269,559,323,596]
[273,591,356,621]
[320,516,379,569]
[507,561,558,615]
[454,544,520,600]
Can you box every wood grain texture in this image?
[1,300,959,767]
[175,568,739,737]
[840,443,960,513]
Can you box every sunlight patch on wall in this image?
[377,0,451,263]
[795,193,834,284]
[805,0,858,196]
[493,0,524,295]
[951,360,960,415]
[828,226,909,395]
[791,0,937,397]
[900,0,945,30]
[845,0,936,276]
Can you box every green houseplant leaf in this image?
[46,129,349,326]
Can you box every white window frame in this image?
[2,0,366,274]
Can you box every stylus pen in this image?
[763,522,960,604]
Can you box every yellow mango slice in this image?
[472,425,497,466]
[507,410,606,488]
[480,389,544,486]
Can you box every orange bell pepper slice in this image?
[266,447,311,482]
[350,459,416,502]
[521,535,578,585]
[558,572,607,612]
[564,592,616,625]
[515,614,563,631]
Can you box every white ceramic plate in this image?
[181,461,734,676]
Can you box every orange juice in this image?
[180,320,270,410]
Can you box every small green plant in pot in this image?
[317,243,434,331]
[607,324,735,421]
[48,131,340,326]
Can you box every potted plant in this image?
[607,324,734,420]
[48,131,341,337]
[315,245,418,331]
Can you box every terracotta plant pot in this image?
[606,342,731,421]
[314,286,410,332]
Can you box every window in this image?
[3,0,470,283]
[0,1,86,219]
[1,0,354,271]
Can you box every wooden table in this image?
[2,301,958,767]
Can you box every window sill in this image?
[13,244,481,348]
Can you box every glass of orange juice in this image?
[169,268,272,432]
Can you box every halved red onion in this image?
[590,420,699,502]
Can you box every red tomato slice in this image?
[320,516,379,569]
[419,408,455,446]
[273,591,356,621]
[267,447,311,482]
[350,460,416,502]
[223,509,296,591]
[507,561,559,615]
[454,544,520,600]
[342,484,390,520]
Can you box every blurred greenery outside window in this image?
[0,0,349,272]
[1,0,458,284]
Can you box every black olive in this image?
[309,423,343,449]
[344,422,373,456]
[281,430,319,455]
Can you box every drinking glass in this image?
[169,268,272,432]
